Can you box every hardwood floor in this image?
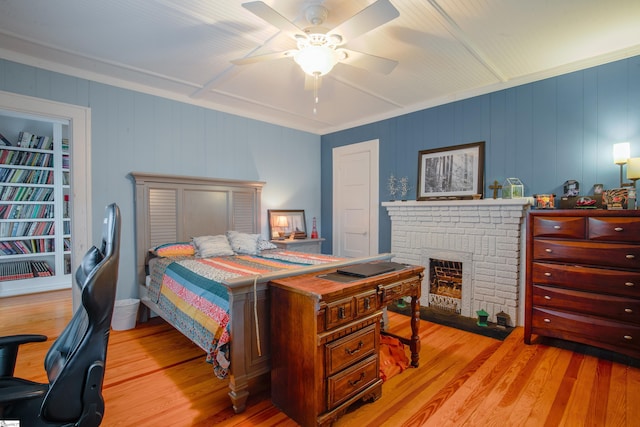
[1,289,639,426]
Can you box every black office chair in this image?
[0,203,121,427]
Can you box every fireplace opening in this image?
[429,258,462,314]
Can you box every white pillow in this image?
[226,231,260,255]
[193,235,234,258]
[257,236,277,251]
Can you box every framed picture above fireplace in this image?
[417,141,485,200]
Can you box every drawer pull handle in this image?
[553,225,561,229]
[348,372,366,387]
[338,307,345,319]
[625,308,633,313]
[364,297,371,310]
[624,335,633,341]
[544,272,552,277]
[544,295,551,300]
[545,249,553,253]
[614,227,624,232]
[625,282,635,287]
[626,254,635,260]
[543,318,551,323]
[345,341,364,355]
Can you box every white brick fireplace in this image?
[384,199,530,326]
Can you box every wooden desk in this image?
[270,263,424,427]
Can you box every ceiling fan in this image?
[232,0,400,91]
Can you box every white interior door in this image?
[332,140,379,257]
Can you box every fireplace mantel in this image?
[382,198,532,208]
[384,198,531,326]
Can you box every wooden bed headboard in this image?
[130,172,265,284]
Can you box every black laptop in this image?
[336,261,404,278]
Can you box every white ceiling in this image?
[1,0,639,135]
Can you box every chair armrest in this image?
[0,378,48,405]
[0,334,48,377]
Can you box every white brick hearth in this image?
[384,199,530,326]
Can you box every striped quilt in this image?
[147,250,341,379]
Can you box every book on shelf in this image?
[31,260,53,277]
[0,132,12,146]
[17,131,33,147]
[0,260,55,281]
[35,135,51,150]
[0,149,11,163]
[0,260,33,281]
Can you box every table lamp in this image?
[613,142,631,187]
[275,215,289,239]
[627,157,640,209]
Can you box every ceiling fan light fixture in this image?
[294,44,339,76]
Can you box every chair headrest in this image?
[100,203,120,259]
[76,203,121,325]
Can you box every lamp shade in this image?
[275,216,289,228]
[294,45,339,76]
[628,157,640,180]
[613,142,631,164]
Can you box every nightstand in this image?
[270,238,325,254]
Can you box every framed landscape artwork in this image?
[417,141,485,200]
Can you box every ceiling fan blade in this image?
[339,49,398,75]
[328,0,399,43]
[242,1,305,36]
[231,50,295,65]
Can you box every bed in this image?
[131,172,392,413]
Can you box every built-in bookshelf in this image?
[0,109,72,294]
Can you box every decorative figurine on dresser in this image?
[525,210,640,359]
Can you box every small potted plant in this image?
[399,176,411,201]
[387,174,399,201]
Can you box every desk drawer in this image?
[327,354,379,408]
[356,290,379,317]
[325,297,356,330]
[379,277,421,305]
[325,324,377,376]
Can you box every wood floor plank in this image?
[2,290,639,427]
[626,366,640,425]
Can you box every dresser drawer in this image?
[588,217,640,242]
[532,262,640,298]
[533,239,640,269]
[327,354,379,408]
[531,307,640,353]
[325,297,356,330]
[325,324,377,376]
[532,216,585,238]
[532,285,640,324]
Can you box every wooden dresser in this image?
[269,264,423,427]
[525,210,640,359]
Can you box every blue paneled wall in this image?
[2,54,640,295]
[0,59,321,298]
[321,55,640,254]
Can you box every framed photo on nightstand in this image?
[268,209,306,240]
